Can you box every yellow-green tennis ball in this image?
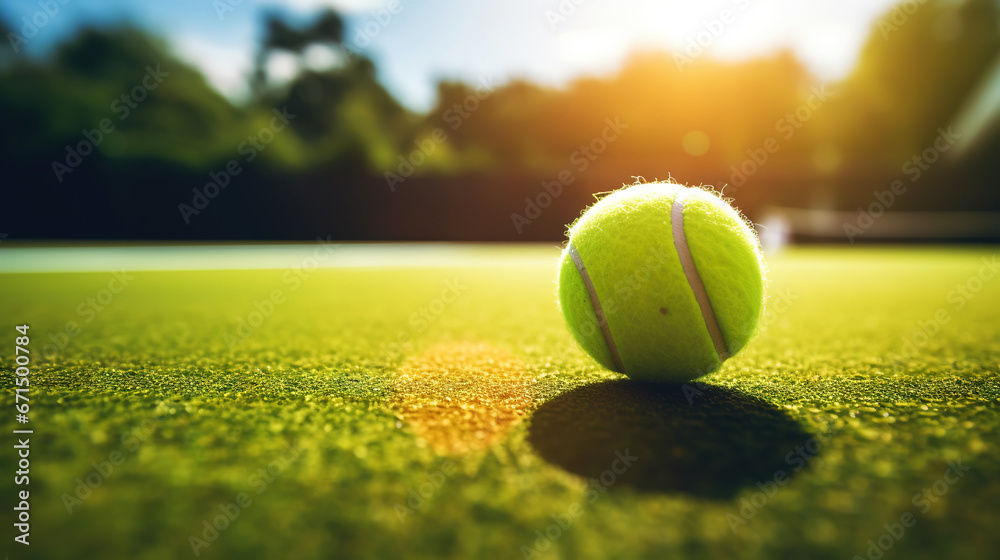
[557,182,765,383]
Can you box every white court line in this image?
[0,243,561,273]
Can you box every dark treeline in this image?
[1,0,998,241]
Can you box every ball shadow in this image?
[528,380,812,500]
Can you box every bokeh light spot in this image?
[683,131,711,156]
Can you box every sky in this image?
[2,0,903,111]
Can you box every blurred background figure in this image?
[1,0,998,244]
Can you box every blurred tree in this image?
[422,50,814,180]
[822,0,1000,166]
[2,1,997,241]
[245,9,414,171]
[252,9,344,97]
[0,27,244,167]
[427,79,558,170]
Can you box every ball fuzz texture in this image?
[557,181,765,383]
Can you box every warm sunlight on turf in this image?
[0,245,997,559]
[392,343,534,454]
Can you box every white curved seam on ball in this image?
[568,243,626,372]
[670,190,730,361]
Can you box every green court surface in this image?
[1,245,998,560]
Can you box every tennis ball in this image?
[557,181,765,383]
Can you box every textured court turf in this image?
[1,245,998,560]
